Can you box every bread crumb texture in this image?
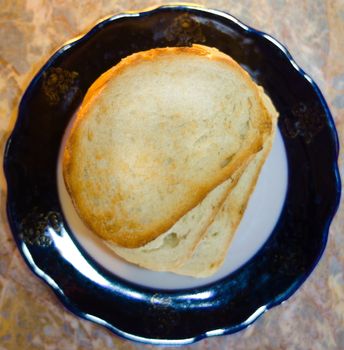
[63,45,272,248]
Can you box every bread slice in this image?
[172,88,278,277]
[108,88,276,271]
[106,164,246,270]
[63,45,272,248]
[173,139,271,277]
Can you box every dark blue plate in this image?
[3,4,341,345]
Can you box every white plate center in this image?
[57,127,287,290]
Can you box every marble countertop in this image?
[0,1,343,349]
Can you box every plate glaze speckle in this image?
[3,4,341,345]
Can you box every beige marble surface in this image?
[0,1,343,349]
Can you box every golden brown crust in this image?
[63,44,270,248]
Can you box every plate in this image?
[3,4,340,345]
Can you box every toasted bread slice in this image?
[172,88,278,277]
[63,45,271,248]
[108,88,276,271]
[106,164,246,270]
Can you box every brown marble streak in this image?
[0,1,343,349]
